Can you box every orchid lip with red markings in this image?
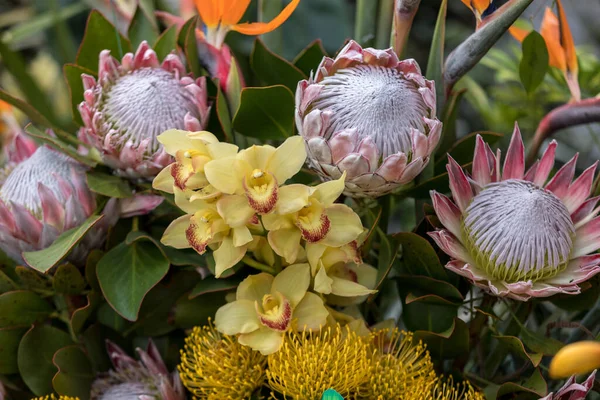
[429,123,600,301]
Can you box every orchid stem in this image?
[242,256,276,275]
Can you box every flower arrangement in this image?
[0,0,599,399]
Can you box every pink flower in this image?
[540,370,596,400]
[429,123,600,300]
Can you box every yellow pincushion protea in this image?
[30,396,79,400]
[266,324,370,399]
[365,328,436,399]
[414,376,485,400]
[178,323,267,399]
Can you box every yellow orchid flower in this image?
[461,0,493,27]
[549,341,600,378]
[214,263,329,355]
[204,136,306,217]
[153,129,239,201]
[262,173,364,264]
[161,190,257,277]
[509,0,580,101]
[195,0,301,49]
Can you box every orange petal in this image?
[508,26,531,42]
[194,0,221,27]
[556,0,578,75]
[471,0,491,15]
[231,0,300,35]
[540,7,566,71]
[221,0,251,26]
[0,100,12,114]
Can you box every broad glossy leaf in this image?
[435,89,466,158]
[15,266,52,291]
[97,240,169,321]
[52,345,94,399]
[76,10,132,72]
[394,232,448,281]
[52,263,86,295]
[86,171,133,198]
[233,85,295,139]
[494,335,543,367]
[251,39,306,92]
[397,275,463,300]
[71,292,101,335]
[413,318,469,359]
[128,5,159,48]
[0,327,27,374]
[189,277,241,299]
[519,31,549,94]
[25,125,96,167]
[18,325,73,395]
[484,368,547,399]
[153,25,178,60]
[519,327,563,355]
[216,84,232,141]
[178,17,204,77]
[23,214,104,273]
[63,63,94,126]
[293,40,327,76]
[0,290,52,328]
[174,291,227,329]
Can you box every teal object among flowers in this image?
[321,389,344,400]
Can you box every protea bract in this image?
[295,40,441,198]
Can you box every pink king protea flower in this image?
[0,145,116,264]
[429,123,600,300]
[540,370,596,400]
[295,40,442,198]
[78,41,210,179]
[91,340,185,400]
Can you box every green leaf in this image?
[354,0,378,47]
[128,5,159,49]
[0,326,27,374]
[404,300,457,333]
[434,89,466,158]
[97,240,170,321]
[435,131,504,173]
[397,275,463,300]
[63,63,94,126]
[519,31,549,94]
[413,318,469,359]
[0,290,53,328]
[426,0,447,111]
[225,57,243,114]
[161,247,206,268]
[174,292,227,329]
[76,10,132,73]
[18,325,73,395]
[484,368,547,400]
[0,269,17,294]
[519,327,564,355]
[153,24,178,60]
[23,215,104,273]
[494,335,543,367]
[15,266,52,291]
[86,171,133,198]
[71,292,101,335]
[52,345,94,400]
[0,87,57,131]
[293,40,327,76]
[233,85,295,139]
[52,263,86,295]
[394,232,448,281]
[0,40,58,125]
[25,125,96,167]
[178,17,204,77]
[370,230,400,298]
[251,39,306,92]
[216,84,233,141]
[189,277,241,299]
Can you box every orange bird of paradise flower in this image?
[194,0,301,49]
[461,0,494,27]
[510,0,580,101]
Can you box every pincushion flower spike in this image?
[194,0,301,49]
[91,340,185,400]
[0,145,117,265]
[296,40,442,198]
[262,172,364,265]
[204,135,307,217]
[160,190,254,277]
[509,0,580,101]
[429,123,600,301]
[78,41,210,179]
[214,263,329,355]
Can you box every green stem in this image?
[354,0,379,46]
[376,0,395,49]
[242,256,276,274]
[131,216,139,232]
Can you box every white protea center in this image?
[313,65,428,158]
[0,146,83,216]
[463,179,575,283]
[104,68,199,153]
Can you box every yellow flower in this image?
[205,136,307,217]
[262,173,364,264]
[267,324,370,399]
[214,263,329,355]
[415,376,485,400]
[509,0,580,101]
[549,341,600,378]
[153,129,238,201]
[461,0,493,27]
[178,323,267,399]
[365,328,436,399]
[307,242,377,303]
[195,0,301,48]
[30,396,79,400]
[161,191,257,277]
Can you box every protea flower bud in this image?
[429,123,600,300]
[78,41,210,179]
[295,40,441,198]
[0,145,116,264]
[91,340,185,400]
